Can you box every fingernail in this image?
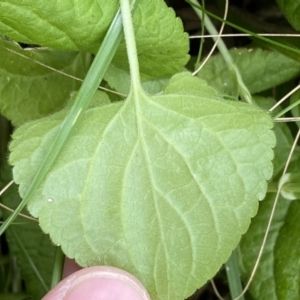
[43,266,151,300]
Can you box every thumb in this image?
[43,266,151,300]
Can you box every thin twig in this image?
[269,82,300,113]
[190,33,300,38]
[0,180,38,222]
[210,279,225,300]
[0,180,14,197]
[0,203,38,222]
[275,117,300,122]
[5,47,127,98]
[192,0,229,76]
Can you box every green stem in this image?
[0,9,124,235]
[12,229,49,292]
[273,98,300,119]
[267,182,300,193]
[190,0,232,65]
[225,250,244,300]
[190,0,253,105]
[50,246,65,289]
[120,0,142,93]
[194,0,206,70]
[186,0,300,58]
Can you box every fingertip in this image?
[43,266,151,300]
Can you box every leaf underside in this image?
[9,74,275,299]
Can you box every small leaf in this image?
[239,194,291,300]
[273,200,300,298]
[198,48,300,95]
[254,96,300,177]
[104,64,169,95]
[279,173,300,200]
[276,0,300,31]
[240,195,300,300]
[290,89,300,128]
[10,73,275,299]
[0,38,90,126]
[0,0,189,78]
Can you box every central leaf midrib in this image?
[133,90,172,292]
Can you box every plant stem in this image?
[12,229,49,292]
[50,246,64,289]
[189,0,253,105]
[120,0,142,94]
[194,0,206,70]
[225,250,245,300]
[273,98,300,119]
[190,0,232,65]
[268,182,300,194]
[186,0,300,58]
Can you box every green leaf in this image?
[273,200,300,298]
[104,64,169,95]
[9,73,275,299]
[239,194,291,300]
[254,96,300,177]
[276,0,300,31]
[0,38,90,126]
[279,173,300,200]
[0,294,28,300]
[291,89,300,128]
[0,0,189,78]
[198,48,300,95]
[0,166,56,300]
[240,195,300,300]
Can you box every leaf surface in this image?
[198,48,300,95]
[239,194,291,300]
[104,64,169,95]
[291,89,300,128]
[0,0,189,78]
[254,96,300,177]
[240,194,300,299]
[0,38,90,126]
[9,73,275,299]
[239,101,300,299]
[0,166,56,299]
[276,0,300,31]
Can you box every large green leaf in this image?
[0,0,189,78]
[0,38,90,126]
[276,0,300,31]
[0,166,56,300]
[9,73,275,299]
[198,48,300,95]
